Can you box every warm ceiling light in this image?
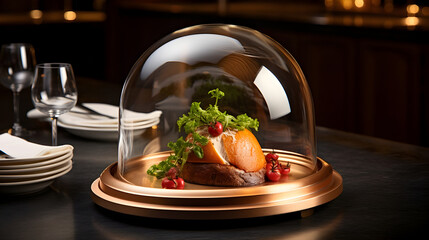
[407,4,420,15]
[64,11,77,21]
[355,0,364,8]
[30,9,43,20]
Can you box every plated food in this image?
[183,127,266,187]
[147,89,290,189]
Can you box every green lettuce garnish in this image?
[177,88,259,133]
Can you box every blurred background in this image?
[0,0,428,147]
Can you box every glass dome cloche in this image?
[118,24,317,187]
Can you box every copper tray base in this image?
[91,151,342,220]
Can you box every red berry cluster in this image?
[161,167,185,189]
[265,152,291,182]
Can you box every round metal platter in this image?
[91,150,342,220]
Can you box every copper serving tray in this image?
[91,150,342,219]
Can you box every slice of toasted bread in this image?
[181,162,266,187]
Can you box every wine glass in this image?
[0,43,36,136]
[31,63,78,145]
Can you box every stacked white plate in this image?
[28,103,162,141]
[0,134,73,195]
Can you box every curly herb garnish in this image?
[177,88,259,134]
[146,88,259,179]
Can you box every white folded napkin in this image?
[79,103,118,119]
[28,103,162,128]
[82,103,162,123]
[0,133,73,159]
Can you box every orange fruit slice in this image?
[222,129,266,172]
[187,128,265,172]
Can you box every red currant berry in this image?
[265,153,274,162]
[279,162,291,175]
[266,168,281,182]
[272,154,279,161]
[161,178,176,189]
[265,152,279,162]
[280,166,290,175]
[175,178,185,189]
[208,121,223,137]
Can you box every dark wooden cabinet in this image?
[299,34,357,132]
[356,40,422,144]
[423,46,429,146]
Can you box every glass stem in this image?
[51,116,58,146]
[12,90,21,132]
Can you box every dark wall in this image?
[0,22,106,80]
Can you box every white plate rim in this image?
[0,160,72,180]
[0,164,72,186]
[0,157,71,174]
[58,121,117,131]
[0,151,73,169]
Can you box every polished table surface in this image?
[1,124,428,239]
[0,78,428,239]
